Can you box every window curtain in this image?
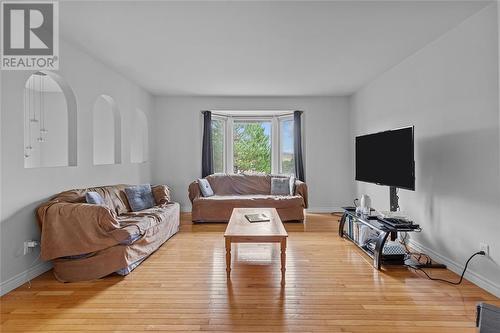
[201,111,213,177]
[294,110,305,181]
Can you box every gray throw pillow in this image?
[85,191,105,205]
[198,179,214,197]
[271,177,291,196]
[125,184,156,212]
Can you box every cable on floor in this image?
[406,251,485,285]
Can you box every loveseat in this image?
[36,184,179,282]
[188,174,308,222]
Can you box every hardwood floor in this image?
[1,213,498,332]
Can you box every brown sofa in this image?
[188,174,308,222]
[36,184,180,282]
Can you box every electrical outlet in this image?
[23,242,30,255]
[480,242,489,256]
[23,240,39,255]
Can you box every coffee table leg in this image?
[225,237,231,279]
[280,238,287,285]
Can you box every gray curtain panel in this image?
[294,110,305,182]
[201,111,213,177]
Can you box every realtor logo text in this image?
[1,1,59,70]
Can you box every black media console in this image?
[339,207,421,269]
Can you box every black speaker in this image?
[476,303,500,333]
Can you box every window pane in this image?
[233,121,271,174]
[280,119,294,175]
[212,118,225,173]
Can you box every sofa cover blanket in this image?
[36,184,179,282]
[188,174,308,222]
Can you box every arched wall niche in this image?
[23,70,77,168]
[92,94,121,165]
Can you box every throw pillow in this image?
[125,184,156,212]
[198,179,214,197]
[271,177,291,196]
[85,191,105,205]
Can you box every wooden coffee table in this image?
[224,208,288,285]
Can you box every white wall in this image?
[93,95,116,165]
[131,109,149,164]
[0,39,153,295]
[351,4,500,296]
[151,96,353,212]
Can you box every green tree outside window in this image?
[233,122,271,174]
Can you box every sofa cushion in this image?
[119,202,180,236]
[195,194,304,208]
[271,177,291,195]
[125,184,155,212]
[198,179,214,197]
[192,195,304,222]
[206,173,272,195]
[85,191,105,205]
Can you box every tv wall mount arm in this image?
[390,186,399,212]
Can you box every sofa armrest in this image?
[294,180,308,208]
[36,201,120,260]
[152,184,171,205]
[188,180,201,203]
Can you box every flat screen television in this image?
[355,126,415,191]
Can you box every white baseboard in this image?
[409,239,500,298]
[0,261,52,296]
[306,207,343,213]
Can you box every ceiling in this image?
[60,1,490,96]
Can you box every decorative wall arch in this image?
[131,108,149,163]
[23,70,77,168]
[92,95,121,165]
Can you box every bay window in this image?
[211,112,295,175]
[211,117,226,173]
[279,117,294,174]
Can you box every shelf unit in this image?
[339,208,421,269]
